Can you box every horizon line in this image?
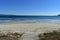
[0,14,58,16]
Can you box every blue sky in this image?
[0,0,60,15]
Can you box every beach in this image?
[0,22,60,33]
[0,22,60,40]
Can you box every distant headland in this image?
[58,14,60,16]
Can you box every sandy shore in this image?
[0,22,60,40]
[0,22,60,34]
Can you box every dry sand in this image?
[0,22,60,33]
[0,22,60,40]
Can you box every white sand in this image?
[0,22,60,33]
[0,22,60,40]
[20,32,39,40]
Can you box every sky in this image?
[0,0,60,15]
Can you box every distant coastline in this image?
[58,14,60,16]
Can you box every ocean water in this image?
[0,15,60,22]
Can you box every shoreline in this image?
[0,21,60,23]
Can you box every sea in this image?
[0,15,60,22]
